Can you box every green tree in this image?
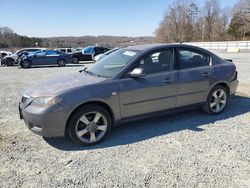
[227,12,245,40]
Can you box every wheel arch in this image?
[65,100,115,135]
[206,81,230,101]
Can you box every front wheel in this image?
[21,60,31,68]
[202,85,229,115]
[6,58,15,66]
[67,104,112,146]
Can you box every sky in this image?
[0,0,238,37]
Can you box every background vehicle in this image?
[71,46,110,63]
[0,51,12,66]
[4,48,45,66]
[54,48,75,54]
[93,47,120,61]
[0,51,12,57]
[19,44,238,145]
[20,50,72,68]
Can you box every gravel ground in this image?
[0,53,250,188]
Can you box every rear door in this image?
[176,47,213,107]
[45,50,60,64]
[119,48,178,118]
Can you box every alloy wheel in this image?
[75,111,108,144]
[209,89,227,113]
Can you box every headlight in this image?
[30,96,62,107]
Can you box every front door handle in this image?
[202,72,211,77]
[163,78,172,84]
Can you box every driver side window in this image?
[138,49,173,74]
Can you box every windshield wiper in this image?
[79,67,100,77]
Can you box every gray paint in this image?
[19,44,238,137]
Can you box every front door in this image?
[32,51,47,65]
[119,48,178,118]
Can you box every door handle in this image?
[202,72,211,77]
[163,78,172,84]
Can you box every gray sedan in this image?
[19,44,238,145]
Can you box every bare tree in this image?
[202,0,221,41]
[155,0,198,43]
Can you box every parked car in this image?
[0,51,13,66]
[4,48,45,66]
[20,50,72,68]
[19,44,238,145]
[93,47,120,61]
[54,48,75,54]
[71,46,110,63]
[0,51,12,58]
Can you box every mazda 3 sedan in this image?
[20,50,72,68]
[19,44,238,145]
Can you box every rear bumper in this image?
[19,103,68,137]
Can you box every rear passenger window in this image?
[178,49,210,69]
[139,49,173,74]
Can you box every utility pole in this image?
[202,24,205,43]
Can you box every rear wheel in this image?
[58,59,66,67]
[67,104,112,146]
[72,57,79,64]
[202,85,228,115]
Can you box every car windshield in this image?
[87,49,139,78]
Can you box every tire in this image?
[21,60,31,69]
[67,104,112,146]
[58,59,66,67]
[202,85,229,115]
[72,57,79,64]
[6,58,15,66]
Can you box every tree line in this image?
[155,0,250,43]
[1,0,250,49]
[0,27,42,48]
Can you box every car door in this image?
[31,51,47,65]
[176,48,213,107]
[45,50,60,65]
[119,48,178,118]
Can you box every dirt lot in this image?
[0,53,249,187]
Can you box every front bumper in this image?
[19,102,69,137]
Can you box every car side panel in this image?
[176,66,214,107]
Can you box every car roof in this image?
[124,43,211,53]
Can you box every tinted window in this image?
[178,49,210,69]
[34,51,46,56]
[60,49,66,52]
[46,50,59,55]
[67,49,72,53]
[139,49,173,74]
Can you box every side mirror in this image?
[129,68,145,78]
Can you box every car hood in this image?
[24,72,106,97]
[6,53,18,59]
